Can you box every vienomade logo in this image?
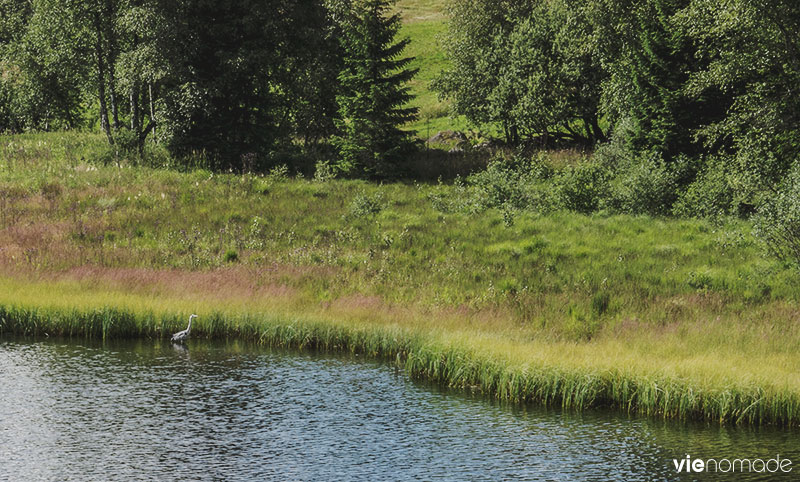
[673,454,792,474]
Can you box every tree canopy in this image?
[0,0,416,173]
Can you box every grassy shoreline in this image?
[1,273,799,426]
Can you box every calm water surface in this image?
[0,337,797,481]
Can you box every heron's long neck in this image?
[187,317,193,332]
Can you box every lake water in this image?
[0,338,797,481]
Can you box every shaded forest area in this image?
[0,0,418,177]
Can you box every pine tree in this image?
[333,0,418,178]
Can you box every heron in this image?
[171,314,197,344]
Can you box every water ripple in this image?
[0,338,797,481]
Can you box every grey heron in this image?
[171,314,197,344]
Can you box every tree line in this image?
[3,0,800,196]
[436,0,800,216]
[0,0,417,177]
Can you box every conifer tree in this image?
[333,0,418,178]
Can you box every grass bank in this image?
[2,276,799,426]
[2,131,800,425]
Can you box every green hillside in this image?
[396,0,464,135]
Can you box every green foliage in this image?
[333,0,419,178]
[456,154,559,216]
[680,0,800,189]
[0,0,84,132]
[753,164,800,267]
[267,164,290,183]
[313,160,338,183]
[466,157,539,211]
[436,0,605,146]
[673,157,738,218]
[434,0,800,214]
[592,0,729,159]
[605,154,679,216]
[348,190,385,217]
[553,162,610,214]
[159,1,329,167]
[1,0,344,171]
[224,249,239,263]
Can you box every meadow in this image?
[2,131,800,425]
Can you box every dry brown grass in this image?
[396,0,446,23]
[53,265,299,303]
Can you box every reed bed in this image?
[2,301,798,427]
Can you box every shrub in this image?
[467,158,532,210]
[592,130,636,173]
[313,161,337,183]
[673,156,745,218]
[753,164,800,266]
[224,249,239,263]
[348,191,385,218]
[605,154,678,215]
[267,164,290,182]
[428,176,478,214]
[686,271,714,291]
[465,154,555,213]
[553,162,611,214]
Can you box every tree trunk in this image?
[104,0,120,130]
[109,68,120,130]
[503,121,520,146]
[130,83,140,133]
[93,13,113,145]
[130,31,141,135]
[149,83,157,143]
[590,116,606,143]
[137,120,156,157]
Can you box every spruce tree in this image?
[333,0,418,178]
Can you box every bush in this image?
[592,130,636,173]
[465,154,555,213]
[348,191,385,218]
[674,145,789,219]
[224,249,239,263]
[267,164,290,182]
[428,176,478,214]
[313,161,337,183]
[605,154,678,215]
[753,164,800,266]
[673,158,737,217]
[553,163,611,214]
[467,158,532,210]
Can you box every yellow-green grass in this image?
[1,275,799,426]
[3,131,800,425]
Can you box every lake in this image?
[0,338,797,481]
